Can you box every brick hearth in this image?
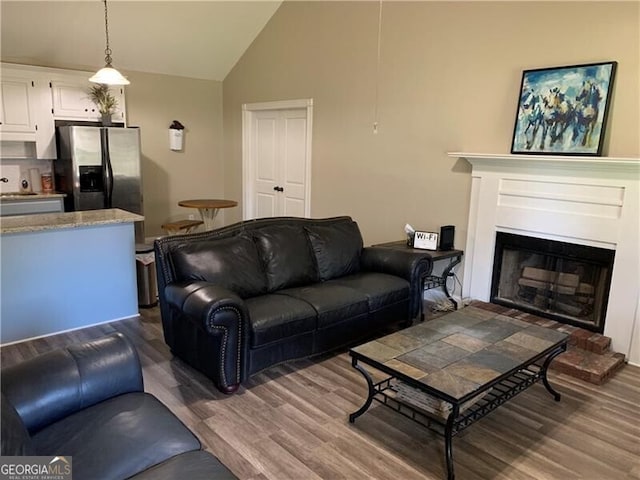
[466,301,626,384]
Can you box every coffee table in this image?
[348,306,568,480]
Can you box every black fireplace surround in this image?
[491,232,615,333]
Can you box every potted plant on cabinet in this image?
[88,84,118,125]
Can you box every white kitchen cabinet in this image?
[0,72,56,159]
[51,81,98,120]
[0,75,37,137]
[1,63,128,160]
[51,80,126,123]
[33,79,56,158]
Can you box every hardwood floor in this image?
[2,307,639,480]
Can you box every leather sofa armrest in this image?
[165,281,249,392]
[361,247,433,319]
[361,247,433,280]
[1,333,143,434]
[165,281,248,335]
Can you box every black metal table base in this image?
[421,253,463,320]
[422,276,456,318]
[349,345,566,480]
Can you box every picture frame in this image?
[511,61,617,156]
[413,231,439,251]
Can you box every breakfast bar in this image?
[0,208,144,344]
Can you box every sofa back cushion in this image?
[253,225,318,291]
[305,221,363,281]
[170,234,267,298]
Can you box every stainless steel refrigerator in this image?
[55,126,144,241]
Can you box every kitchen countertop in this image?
[0,208,144,235]
[0,192,66,200]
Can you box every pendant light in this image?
[89,0,130,85]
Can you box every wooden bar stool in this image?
[161,219,203,235]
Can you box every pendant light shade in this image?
[90,0,129,86]
[89,66,129,85]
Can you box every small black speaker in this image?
[439,225,455,251]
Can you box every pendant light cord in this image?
[89,0,129,84]
[373,0,383,134]
[102,0,113,66]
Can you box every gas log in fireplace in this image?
[491,232,615,333]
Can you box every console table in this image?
[374,240,463,319]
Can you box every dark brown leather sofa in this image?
[154,216,433,394]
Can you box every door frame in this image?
[242,98,313,220]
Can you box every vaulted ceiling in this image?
[1,1,282,81]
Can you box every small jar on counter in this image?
[41,173,54,193]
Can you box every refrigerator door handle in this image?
[101,129,114,208]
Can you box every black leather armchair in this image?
[1,333,236,480]
[155,216,433,394]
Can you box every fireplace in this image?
[449,152,640,364]
[491,232,614,332]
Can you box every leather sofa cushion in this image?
[280,284,369,329]
[246,294,318,347]
[253,225,318,291]
[305,221,363,281]
[131,450,237,480]
[327,272,409,311]
[170,234,267,298]
[32,392,201,480]
[1,393,34,456]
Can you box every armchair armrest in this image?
[1,333,142,434]
[361,247,433,319]
[164,281,249,393]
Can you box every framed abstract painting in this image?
[511,61,617,156]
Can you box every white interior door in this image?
[253,110,279,218]
[280,108,308,216]
[243,99,313,219]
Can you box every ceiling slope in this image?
[1,1,282,81]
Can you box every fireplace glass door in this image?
[491,233,615,332]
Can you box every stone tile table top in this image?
[351,306,568,402]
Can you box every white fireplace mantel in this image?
[451,152,640,174]
[448,152,640,365]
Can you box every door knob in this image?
[273,186,284,192]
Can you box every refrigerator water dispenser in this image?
[79,166,104,192]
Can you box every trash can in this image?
[135,243,157,308]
